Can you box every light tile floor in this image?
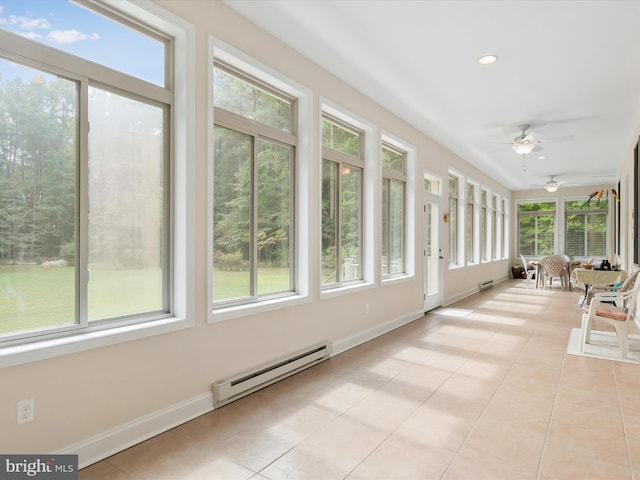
[79,280,640,479]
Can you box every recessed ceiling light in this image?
[477,54,498,65]
[537,156,546,160]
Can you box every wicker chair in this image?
[541,255,569,290]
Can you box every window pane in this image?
[481,203,487,261]
[389,179,404,273]
[425,176,439,195]
[382,145,404,173]
[257,139,292,295]
[322,159,339,285]
[0,61,78,335]
[565,199,607,257]
[449,175,458,195]
[212,126,252,302]
[519,202,555,212]
[214,67,292,133]
[382,178,390,275]
[87,87,165,320]
[518,202,556,256]
[341,165,362,281]
[519,214,555,256]
[0,0,165,86]
[566,214,586,256]
[466,202,474,263]
[322,119,360,157]
[449,197,457,265]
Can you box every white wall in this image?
[0,0,528,465]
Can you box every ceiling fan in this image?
[510,124,542,156]
[532,175,579,192]
[543,175,563,192]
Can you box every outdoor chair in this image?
[541,255,569,290]
[520,254,536,287]
[580,276,640,359]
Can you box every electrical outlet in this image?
[17,398,34,425]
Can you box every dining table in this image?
[570,268,627,306]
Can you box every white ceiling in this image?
[224,0,640,191]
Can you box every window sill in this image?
[320,281,375,300]
[209,293,311,323]
[381,273,414,285]
[0,316,192,368]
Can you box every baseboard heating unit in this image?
[212,342,331,408]
[479,280,494,291]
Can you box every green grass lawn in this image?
[213,266,291,300]
[0,265,163,335]
[0,265,293,335]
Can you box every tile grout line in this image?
[612,363,636,480]
[533,344,570,480]
[436,309,534,480]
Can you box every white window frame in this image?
[448,170,464,269]
[564,196,609,258]
[0,0,195,367]
[208,38,312,323]
[493,193,501,261]
[320,99,375,298]
[466,179,480,266]
[517,199,558,257]
[480,188,491,263]
[501,197,509,259]
[380,132,415,283]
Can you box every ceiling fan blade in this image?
[544,135,574,143]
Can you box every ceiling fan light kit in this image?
[510,124,538,156]
[512,141,536,155]
[543,175,563,192]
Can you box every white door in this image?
[423,174,442,312]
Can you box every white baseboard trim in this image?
[443,275,509,306]
[332,308,424,356]
[61,308,430,470]
[58,392,214,469]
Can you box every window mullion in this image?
[336,162,343,284]
[79,79,90,328]
[251,137,258,298]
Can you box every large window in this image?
[322,115,364,287]
[565,199,608,257]
[466,181,478,264]
[212,64,296,306]
[518,201,556,256]
[480,189,490,262]
[448,173,461,267]
[0,1,178,346]
[492,194,500,260]
[501,198,509,259]
[381,143,406,277]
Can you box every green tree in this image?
[0,70,76,263]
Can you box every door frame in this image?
[423,171,443,312]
